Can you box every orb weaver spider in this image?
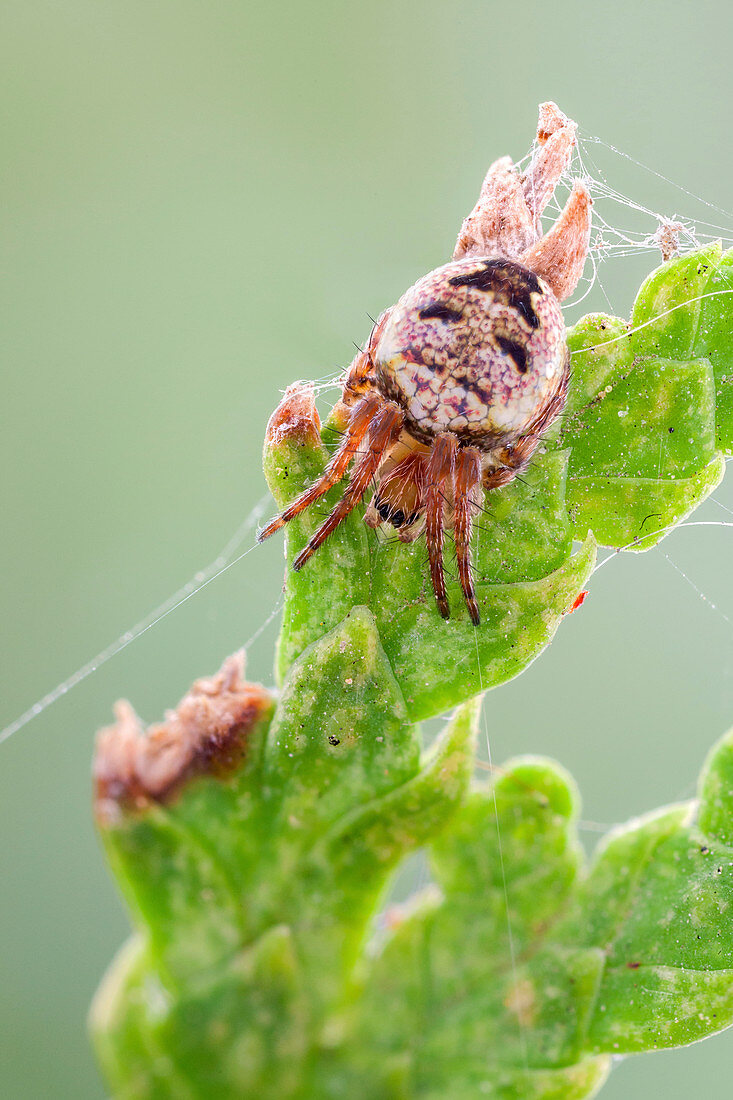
[259,103,591,625]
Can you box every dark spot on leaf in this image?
[328,735,341,746]
[626,961,641,969]
[700,845,710,854]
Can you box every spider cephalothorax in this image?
[259,103,592,625]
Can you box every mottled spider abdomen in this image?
[374,257,568,448]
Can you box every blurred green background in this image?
[2,1,733,1096]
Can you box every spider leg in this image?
[453,447,483,626]
[292,402,404,570]
[519,180,592,302]
[340,309,392,406]
[258,391,381,542]
[425,433,458,620]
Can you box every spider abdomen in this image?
[374,256,568,448]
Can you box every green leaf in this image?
[347,758,610,1098]
[346,728,733,1097]
[264,417,372,682]
[565,356,716,480]
[378,533,595,721]
[630,243,721,360]
[564,457,723,552]
[567,727,733,1054]
[693,248,733,451]
[93,247,733,1099]
[91,618,480,1097]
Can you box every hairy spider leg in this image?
[292,402,404,571]
[453,447,483,625]
[341,349,374,406]
[258,392,381,542]
[425,433,458,620]
[341,309,392,406]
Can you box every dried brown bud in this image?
[93,652,273,824]
[654,220,685,262]
[453,102,582,268]
[265,382,322,450]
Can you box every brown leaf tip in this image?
[265,381,322,449]
[93,652,273,825]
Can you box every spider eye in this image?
[418,302,463,323]
[375,499,418,529]
[377,500,407,526]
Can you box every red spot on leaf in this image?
[568,590,588,614]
